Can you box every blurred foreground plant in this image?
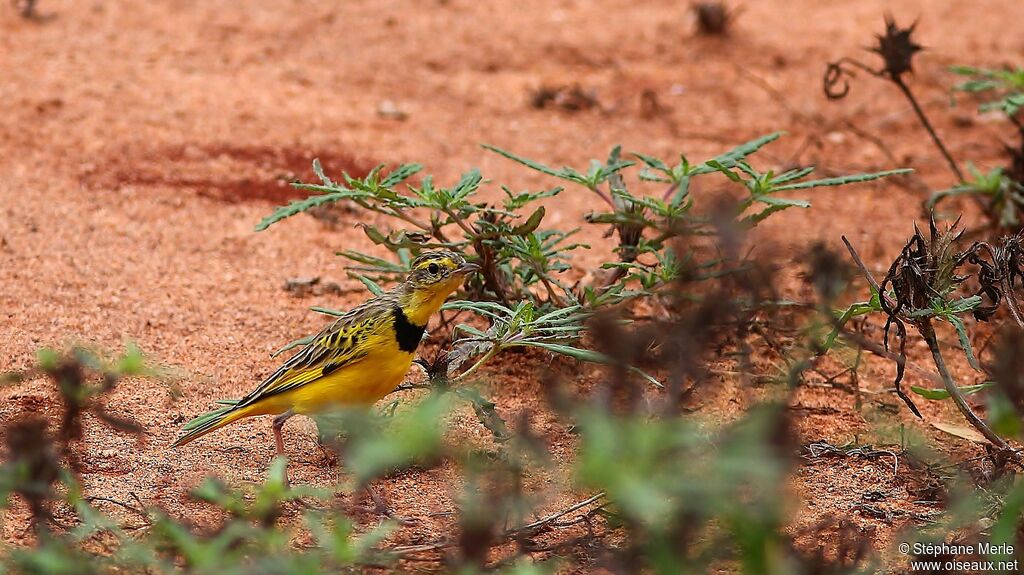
[11,238,1024,573]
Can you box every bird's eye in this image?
[428,263,440,275]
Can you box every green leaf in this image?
[533,304,586,324]
[256,163,422,231]
[742,204,798,225]
[380,163,424,187]
[704,159,743,182]
[693,132,784,175]
[524,342,662,388]
[116,343,148,376]
[756,196,811,208]
[950,65,988,77]
[772,166,815,184]
[910,383,992,400]
[311,157,333,186]
[272,335,314,357]
[255,189,360,231]
[36,348,60,371]
[450,169,483,200]
[482,144,581,181]
[502,186,562,210]
[454,323,490,338]
[482,144,633,190]
[337,250,407,273]
[928,185,994,209]
[310,306,345,317]
[353,274,385,296]
[511,207,546,236]
[772,169,912,191]
[821,288,883,351]
[947,314,981,371]
[632,152,669,172]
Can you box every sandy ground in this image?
[2,0,1024,566]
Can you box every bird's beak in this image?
[456,262,481,275]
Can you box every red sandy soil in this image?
[2,0,1024,569]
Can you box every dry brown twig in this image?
[389,492,607,560]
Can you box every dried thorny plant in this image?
[691,1,739,36]
[529,84,600,112]
[11,0,37,19]
[840,217,1024,462]
[824,16,964,182]
[824,19,1024,233]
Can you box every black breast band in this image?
[392,306,426,352]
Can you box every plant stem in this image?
[442,207,478,239]
[919,321,1018,456]
[537,274,566,307]
[382,206,433,234]
[892,78,964,182]
[842,236,900,311]
[589,185,616,209]
[455,345,500,382]
[505,492,606,535]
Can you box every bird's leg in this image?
[272,410,295,456]
[272,410,295,486]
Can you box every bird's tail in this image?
[173,399,255,447]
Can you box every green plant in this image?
[921,66,1024,229]
[952,65,1024,123]
[928,164,1024,228]
[257,135,906,388]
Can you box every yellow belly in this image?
[258,350,415,415]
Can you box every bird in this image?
[173,249,479,458]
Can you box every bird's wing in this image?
[236,296,395,408]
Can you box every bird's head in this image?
[406,250,479,295]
